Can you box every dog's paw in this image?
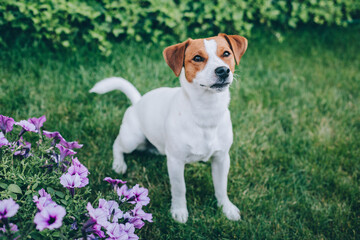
[222,202,241,221]
[171,207,188,223]
[112,161,127,174]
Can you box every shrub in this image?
[0,115,152,239]
[0,0,359,53]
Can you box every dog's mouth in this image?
[199,79,231,91]
[210,82,230,89]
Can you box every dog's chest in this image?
[185,128,219,163]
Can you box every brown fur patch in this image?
[183,39,208,83]
[213,37,236,73]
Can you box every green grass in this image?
[1,26,360,239]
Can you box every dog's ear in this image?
[219,34,248,65]
[163,39,191,77]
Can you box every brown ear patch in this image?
[218,34,248,65]
[163,39,191,77]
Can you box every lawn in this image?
[1,26,359,239]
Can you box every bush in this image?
[0,115,152,239]
[0,0,359,54]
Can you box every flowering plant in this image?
[0,115,152,239]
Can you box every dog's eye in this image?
[193,55,204,62]
[223,51,231,57]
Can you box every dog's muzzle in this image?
[211,66,231,89]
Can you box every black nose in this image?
[215,66,230,79]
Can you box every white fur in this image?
[90,39,240,223]
[89,77,141,105]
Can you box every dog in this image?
[90,34,247,223]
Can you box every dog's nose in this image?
[215,66,230,79]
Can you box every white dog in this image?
[90,34,247,223]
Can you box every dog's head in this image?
[163,34,247,92]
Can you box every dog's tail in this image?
[89,77,141,105]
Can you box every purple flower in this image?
[91,223,106,238]
[124,205,152,229]
[0,223,20,240]
[56,144,76,162]
[104,177,127,189]
[105,223,138,240]
[128,184,150,206]
[82,218,106,239]
[11,137,31,157]
[105,223,127,240]
[0,115,15,133]
[28,115,46,132]
[34,205,66,231]
[0,198,20,220]
[15,120,36,133]
[121,223,138,240]
[43,131,64,141]
[33,189,57,211]
[86,202,109,226]
[0,132,9,147]
[117,185,134,201]
[67,157,89,188]
[60,173,82,189]
[59,138,83,149]
[69,157,89,178]
[98,199,123,223]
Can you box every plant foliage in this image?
[0,0,359,54]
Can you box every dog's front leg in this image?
[212,153,241,221]
[167,156,188,223]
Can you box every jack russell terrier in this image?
[90,34,248,223]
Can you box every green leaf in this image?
[25,190,32,195]
[9,192,17,200]
[32,182,39,190]
[0,183,7,189]
[8,184,22,194]
[55,191,65,198]
[47,187,55,194]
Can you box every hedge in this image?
[0,0,359,55]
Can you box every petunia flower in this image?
[86,203,108,226]
[104,177,127,190]
[105,223,128,240]
[59,138,83,149]
[67,157,89,188]
[0,198,20,220]
[0,132,9,147]
[125,204,152,229]
[60,173,82,197]
[68,159,89,183]
[34,205,66,231]
[43,131,64,141]
[33,189,57,211]
[128,184,150,206]
[81,218,106,239]
[0,223,20,240]
[132,204,153,222]
[120,223,139,240]
[117,184,134,201]
[56,144,76,162]
[11,137,31,157]
[98,199,123,223]
[28,115,46,132]
[0,115,15,134]
[15,120,36,133]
